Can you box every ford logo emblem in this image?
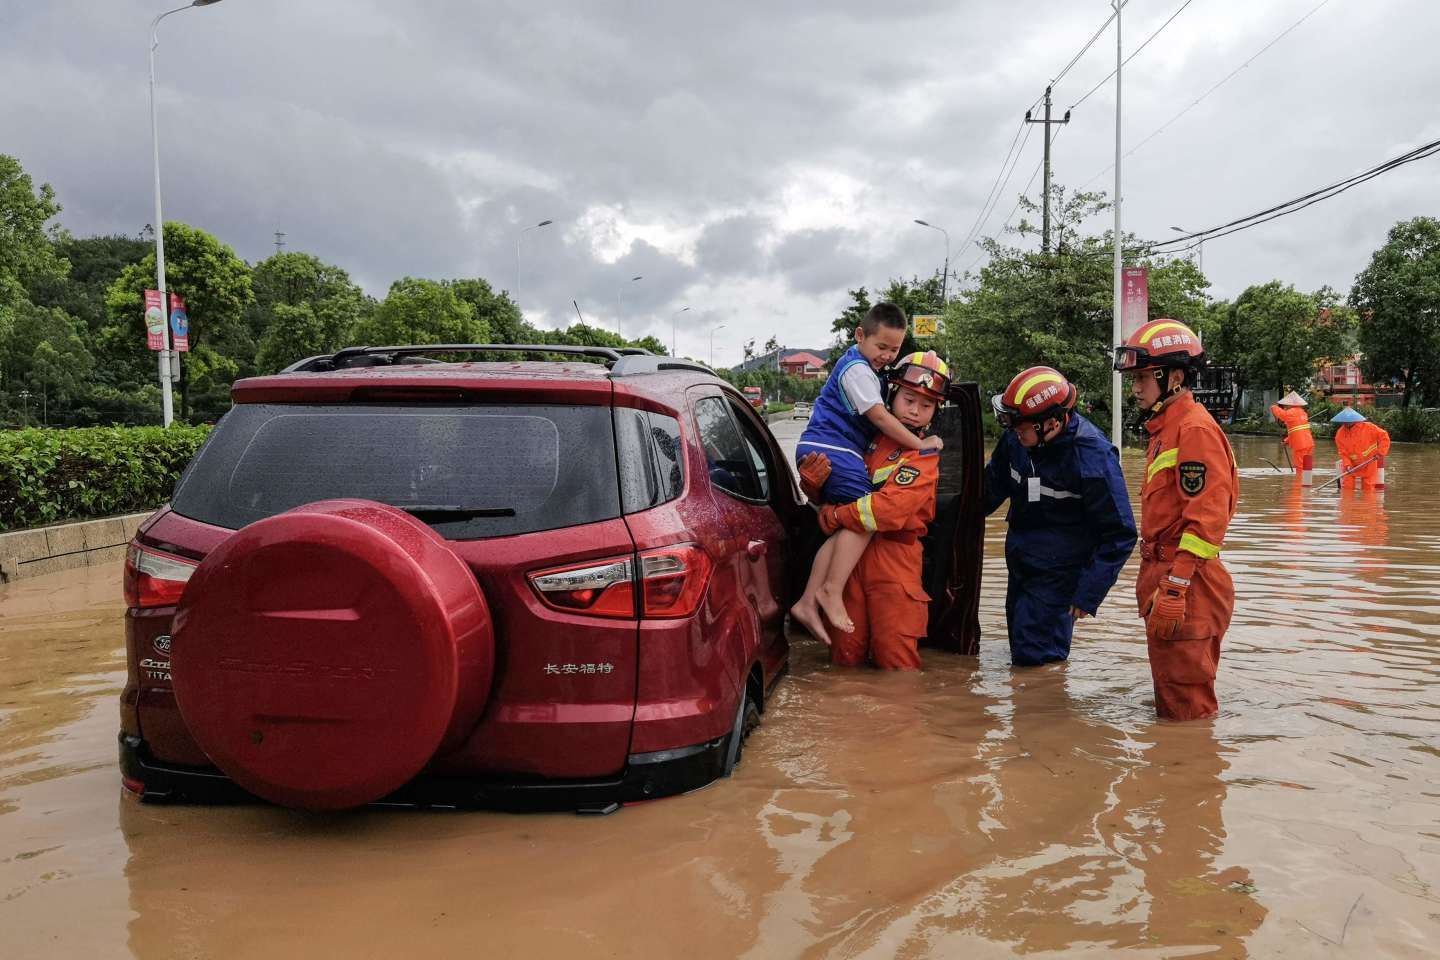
[154,635,172,656]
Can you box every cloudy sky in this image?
[4,0,1436,366]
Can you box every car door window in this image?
[694,396,763,502]
[727,400,774,502]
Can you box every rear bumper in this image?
[118,733,730,813]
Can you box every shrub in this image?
[0,425,211,531]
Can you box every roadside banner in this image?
[144,289,166,350]
[169,293,190,352]
[1121,267,1149,340]
[912,314,940,338]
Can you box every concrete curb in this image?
[0,511,152,583]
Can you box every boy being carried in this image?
[796,351,951,669]
[791,304,942,643]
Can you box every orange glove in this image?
[797,452,832,502]
[1147,551,1196,640]
[818,504,841,535]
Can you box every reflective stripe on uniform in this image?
[1147,448,1179,482]
[1287,423,1311,434]
[856,494,878,531]
[1009,466,1081,500]
[872,463,901,484]
[1178,531,1222,559]
[1361,443,1378,457]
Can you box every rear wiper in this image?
[400,504,517,519]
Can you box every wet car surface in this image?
[2,429,1438,958]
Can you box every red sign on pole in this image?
[1121,267,1149,340]
[144,289,166,351]
[169,293,190,352]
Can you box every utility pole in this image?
[1111,1,1124,448]
[273,231,286,255]
[1024,85,1070,254]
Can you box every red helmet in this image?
[888,351,951,403]
[1113,319,1205,373]
[992,366,1076,428]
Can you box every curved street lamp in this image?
[914,219,950,304]
[671,306,689,358]
[616,275,642,339]
[710,323,726,369]
[514,219,553,307]
[150,0,225,427]
[1170,225,1204,276]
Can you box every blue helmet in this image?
[1330,407,1366,424]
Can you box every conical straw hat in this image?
[1278,391,1307,406]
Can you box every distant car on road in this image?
[117,345,987,813]
[791,402,812,419]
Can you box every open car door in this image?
[921,381,985,655]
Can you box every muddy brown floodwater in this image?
[2,430,1439,958]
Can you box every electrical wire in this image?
[956,122,1036,266]
[1143,137,1440,252]
[1069,0,1198,111]
[1081,0,1338,188]
[1051,7,1120,87]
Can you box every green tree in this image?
[249,252,369,372]
[1205,282,1352,400]
[28,232,150,333]
[102,221,254,422]
[827,276,943,359]
[0,155,68,343]
[1,302,93,425]
[940,188,1205,410]
[351,277,488,346]
[449,278,526,343]
[1350,216,1440,408]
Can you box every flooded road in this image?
[2,429,1439,958]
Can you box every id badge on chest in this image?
[1027,476,1041,503]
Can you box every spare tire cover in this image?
[172,500,493,810]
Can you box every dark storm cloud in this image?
[3,0,1438,354]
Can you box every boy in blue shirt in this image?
[790,302,943,644]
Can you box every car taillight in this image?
[529,557,637,618]
[123,543,198,609]
[640,545,712,618]
[529,544,713,620]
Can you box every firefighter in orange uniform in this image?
[1269,390,1315,484]
[1115,319,1239,720]
[796,351,948,670]
[1330,407,1391,489]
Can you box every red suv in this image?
[119,344,985,812]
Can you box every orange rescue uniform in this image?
[819,435,940,671]
[1334,420,1391,489]
[1136,392,1239,720]
[1269,403,1314,471]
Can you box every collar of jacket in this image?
[1145,389,1197,434]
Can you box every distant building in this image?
[1315,356,1402,408]
[732,347,830,379]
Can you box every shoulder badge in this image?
[894,465,921,486]
[1178,461,1207,495]
[887,448,901,461]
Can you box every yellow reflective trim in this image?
[871,464,899,484]
[1016,371,1064,404]
[1147,448,1179,482]
[1140,321,1189,345]
[1360,444,1378,457]
[1179,532,1222,559]
[1287,423,1312,434]
[856,495,877,531]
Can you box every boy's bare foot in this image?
[816,583,854,633]
[789,598,831,646]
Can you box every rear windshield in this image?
[171,403,620,539]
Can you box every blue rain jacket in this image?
[983,413,1137,665]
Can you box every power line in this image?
[953,120,1029,262]
[957,123,1036,266]
[1143,137,1440,252]
[1081,0,1338,188]
[1051,5,1121,88]
[1069,0,1198,111]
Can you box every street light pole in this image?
[1110,0,1124,448]
[710,323,726,369]
[149,0,224,428]
[913,219,950,304]
[616,275,642,340]
[1170,225,1203,276]
[671,306,689,357]
[513,219,553,308]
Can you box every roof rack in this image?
[282,343,721,379]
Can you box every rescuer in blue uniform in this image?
[984,366,1137,666]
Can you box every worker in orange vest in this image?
[1114,319,1239,721]
[1269,391,1315,485]
[1330,407,1391,489]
